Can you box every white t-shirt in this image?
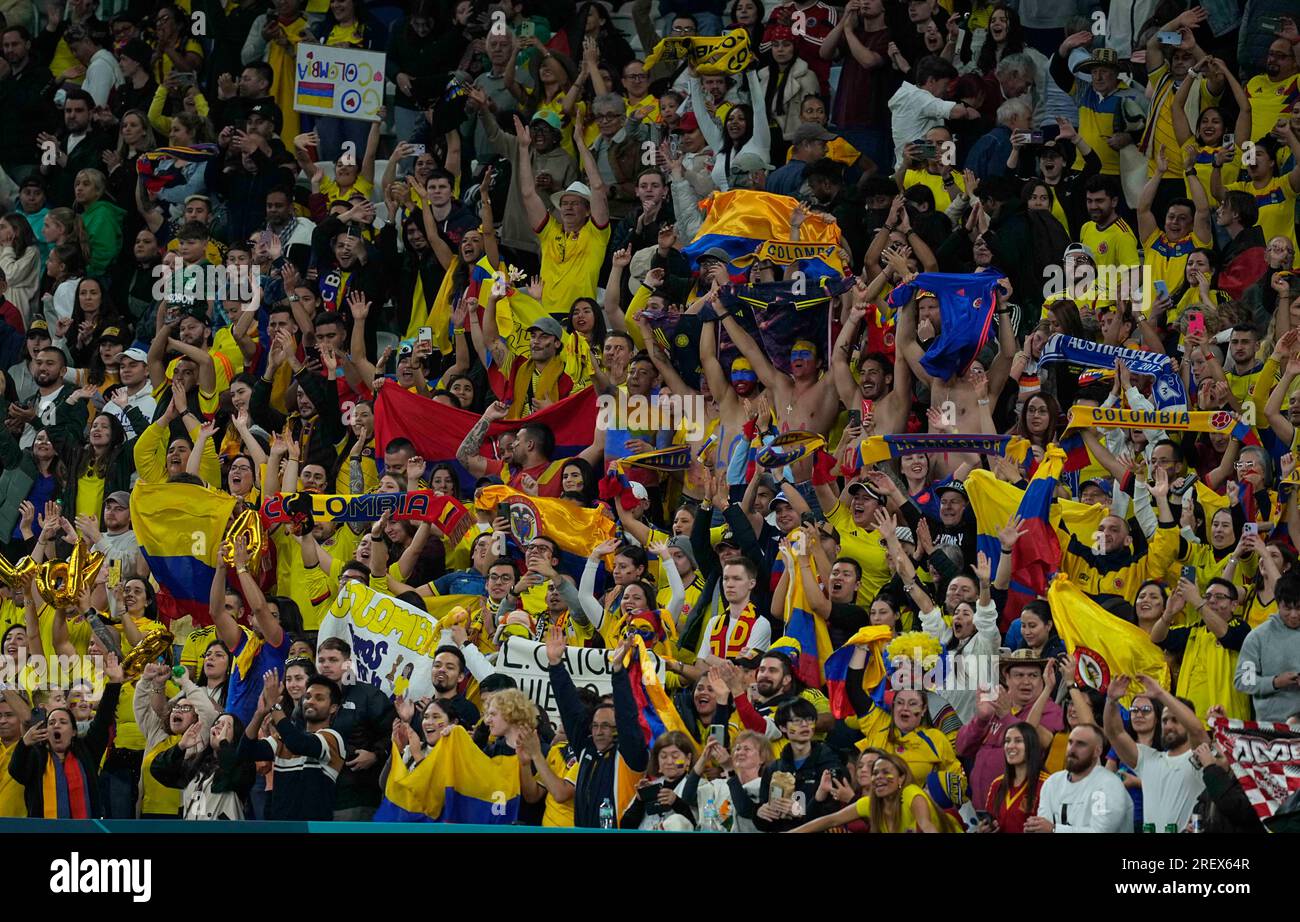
[1136,745,1204,832]
[1037,765,1134,832]
[887,82,957,169]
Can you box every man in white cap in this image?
[513,113,610,315]
[101,347,156,435]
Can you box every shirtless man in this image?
[896,271,1017,475]
[832,251,915,438]
[699,287,773,490]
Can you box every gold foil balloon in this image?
[0,554,38,591]
[33,543,105,609]
[120,627,176,681]
[222,508,266,573]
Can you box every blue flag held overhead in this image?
[887,272,1004,381]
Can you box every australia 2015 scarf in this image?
[1037,334,1187,409]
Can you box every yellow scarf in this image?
[508,355,565,419]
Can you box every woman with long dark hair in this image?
[981,721,1049,833]
[0,214,41,321]
[555,2,634,80]
[559,457,599,506]
[150,711,257,820]
[68,277,122,368]
[63,409,143,527]
[4,429,72,554]
[197,638,233,710]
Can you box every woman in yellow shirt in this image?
[792,750,942,833]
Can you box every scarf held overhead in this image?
[1039,334,1188,410]
[1065,406,1259,444]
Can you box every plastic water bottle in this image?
[700,797,721,832]
[599,798,614,829]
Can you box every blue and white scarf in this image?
[1037,334,1187,409]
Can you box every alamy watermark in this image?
[50,853,151,902]
[151,261,262,306]
[596,391,709,443]
[0,652,107,695]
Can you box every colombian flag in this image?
[406,257,549,357]
[782,539,835,688]
[624,635,693,749]
[965,469,1106,631]
[374,726,520,824]
[373,384,599,495]
[130,482,237,624]
[474,485,617,583]
[824,625,893,719]
[1008,445,1065,622]
[683,190,843,281]
[1048,573,1169,705]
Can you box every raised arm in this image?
[512,116,550,232]
[456,400,510,479]
[1102,674,1141,769]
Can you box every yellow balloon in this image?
[222,508,266,573]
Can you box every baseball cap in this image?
[105,491,131,509]
[698,246,732,265]
[715,527,739,549]
[673,112,700,134]
[247,100,283,134]
[629,481,649,501]
[526,316,565,340]
[846,481,884,502]
[768,491,794,512]
[936,480,967,499]
[531,110,562,131]
[1039,137,1074,161]
[895,525,916,545]
[99,325,128,344]
[792,123,835,145]
[26,318,50,337]
[1064,242,1095,260]
[120,347,149,363]
[19,174,45,191]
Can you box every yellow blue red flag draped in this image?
[824,625,894,719]
[623,635,694,749]
[781,539,835,688]
[374,726,520,823]
[130,481,238,622]
[475,485,616,567]
[1047,574,1170,705]
[965,469,1107,628]
[682,189,842,278]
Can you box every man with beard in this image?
[832,296,913,439]
[731,650,834,743]
[479,311,572,418]
[1246,32,1300,143]
[37,88,111,207]
[312,637,395,821]
[457,400,602,496]
[238,671,346,821]
[263,185,315,272]
[11,345,86,455]
[1028,723,1133,833]
[698,285,776,495]
[0,27,56,183]
[1104,673,1208,832]
[427,645,481,727]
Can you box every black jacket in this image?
[549,659,648,828]
[0,62,56,168]
[753,739,843,832]
[8,683,121,818]
[328,680,396,811]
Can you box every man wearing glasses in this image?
[1246,27,1300,142]
[1103,673,1208,832]
[620,60,659,123]
[1153,577,1254,720]
[588,93,651,221]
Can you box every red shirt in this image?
[985,771,1050,834]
